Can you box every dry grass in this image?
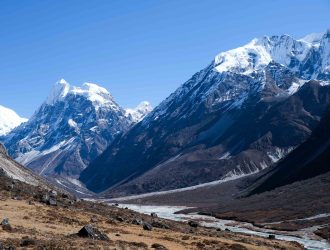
[0,199,303,250]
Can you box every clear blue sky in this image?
[0,0,329,117]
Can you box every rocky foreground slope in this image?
[0,152,301,249]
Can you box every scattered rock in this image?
[90,216,98,223]
[151,221,170,229]
[0,168,7,177]
[2,224,13,232]
[48,197,57,206]
[225,228,231,232]
[181,235,190,240]
[49,190,57,198]
[131,219,143,225]
[143,222,153,231]
[116,216,124,222]
[78,224,109,241]
[1,218,9,226]
[115,233,120,237]
[188,220,199,228]
[151,212,158,218]
[20,237,35,247]
[268,234,275,240]
[41,190,58,206]
[151,243,168,250]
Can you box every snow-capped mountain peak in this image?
[0,105,27,136]
[46,78,70,105]
[214,30,330,77]
[3,79,132,180]
[214,34,311,75]
[125,101,153,122]
[45,80,118,111]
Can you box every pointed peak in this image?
[125,101,153,123]
[58,78,69,85]
[46,79,71,105]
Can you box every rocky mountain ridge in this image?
[80,29,330,195]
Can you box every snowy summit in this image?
[125,101,153,122]
[214,30,330,77]
[0,105,27,136]
[46,79,119,111]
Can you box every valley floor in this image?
[0,198,302,250]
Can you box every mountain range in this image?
[80,30,330,196]
[0,29,329,200]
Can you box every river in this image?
[117,204,330,250]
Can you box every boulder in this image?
[78,224,109,241]
[48,197,57,206]
[0,218,9,226]
[20,237,35,247]
[151,221,170,229]
[143,222,153,231]
[2,224,13,232]
[188,220,199,228]
[151,243,168,250]
[115,216,124,222]
[131,219,143,225]
[268,234,276,240]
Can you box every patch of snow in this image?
[68,119,80,133]
[219,152,231,160]
[298,32,324,45]
[16,139,73,166]
[215,38,272,75]
[287,79,308,95]
[65,177,84,188]
[267,147,294,163]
